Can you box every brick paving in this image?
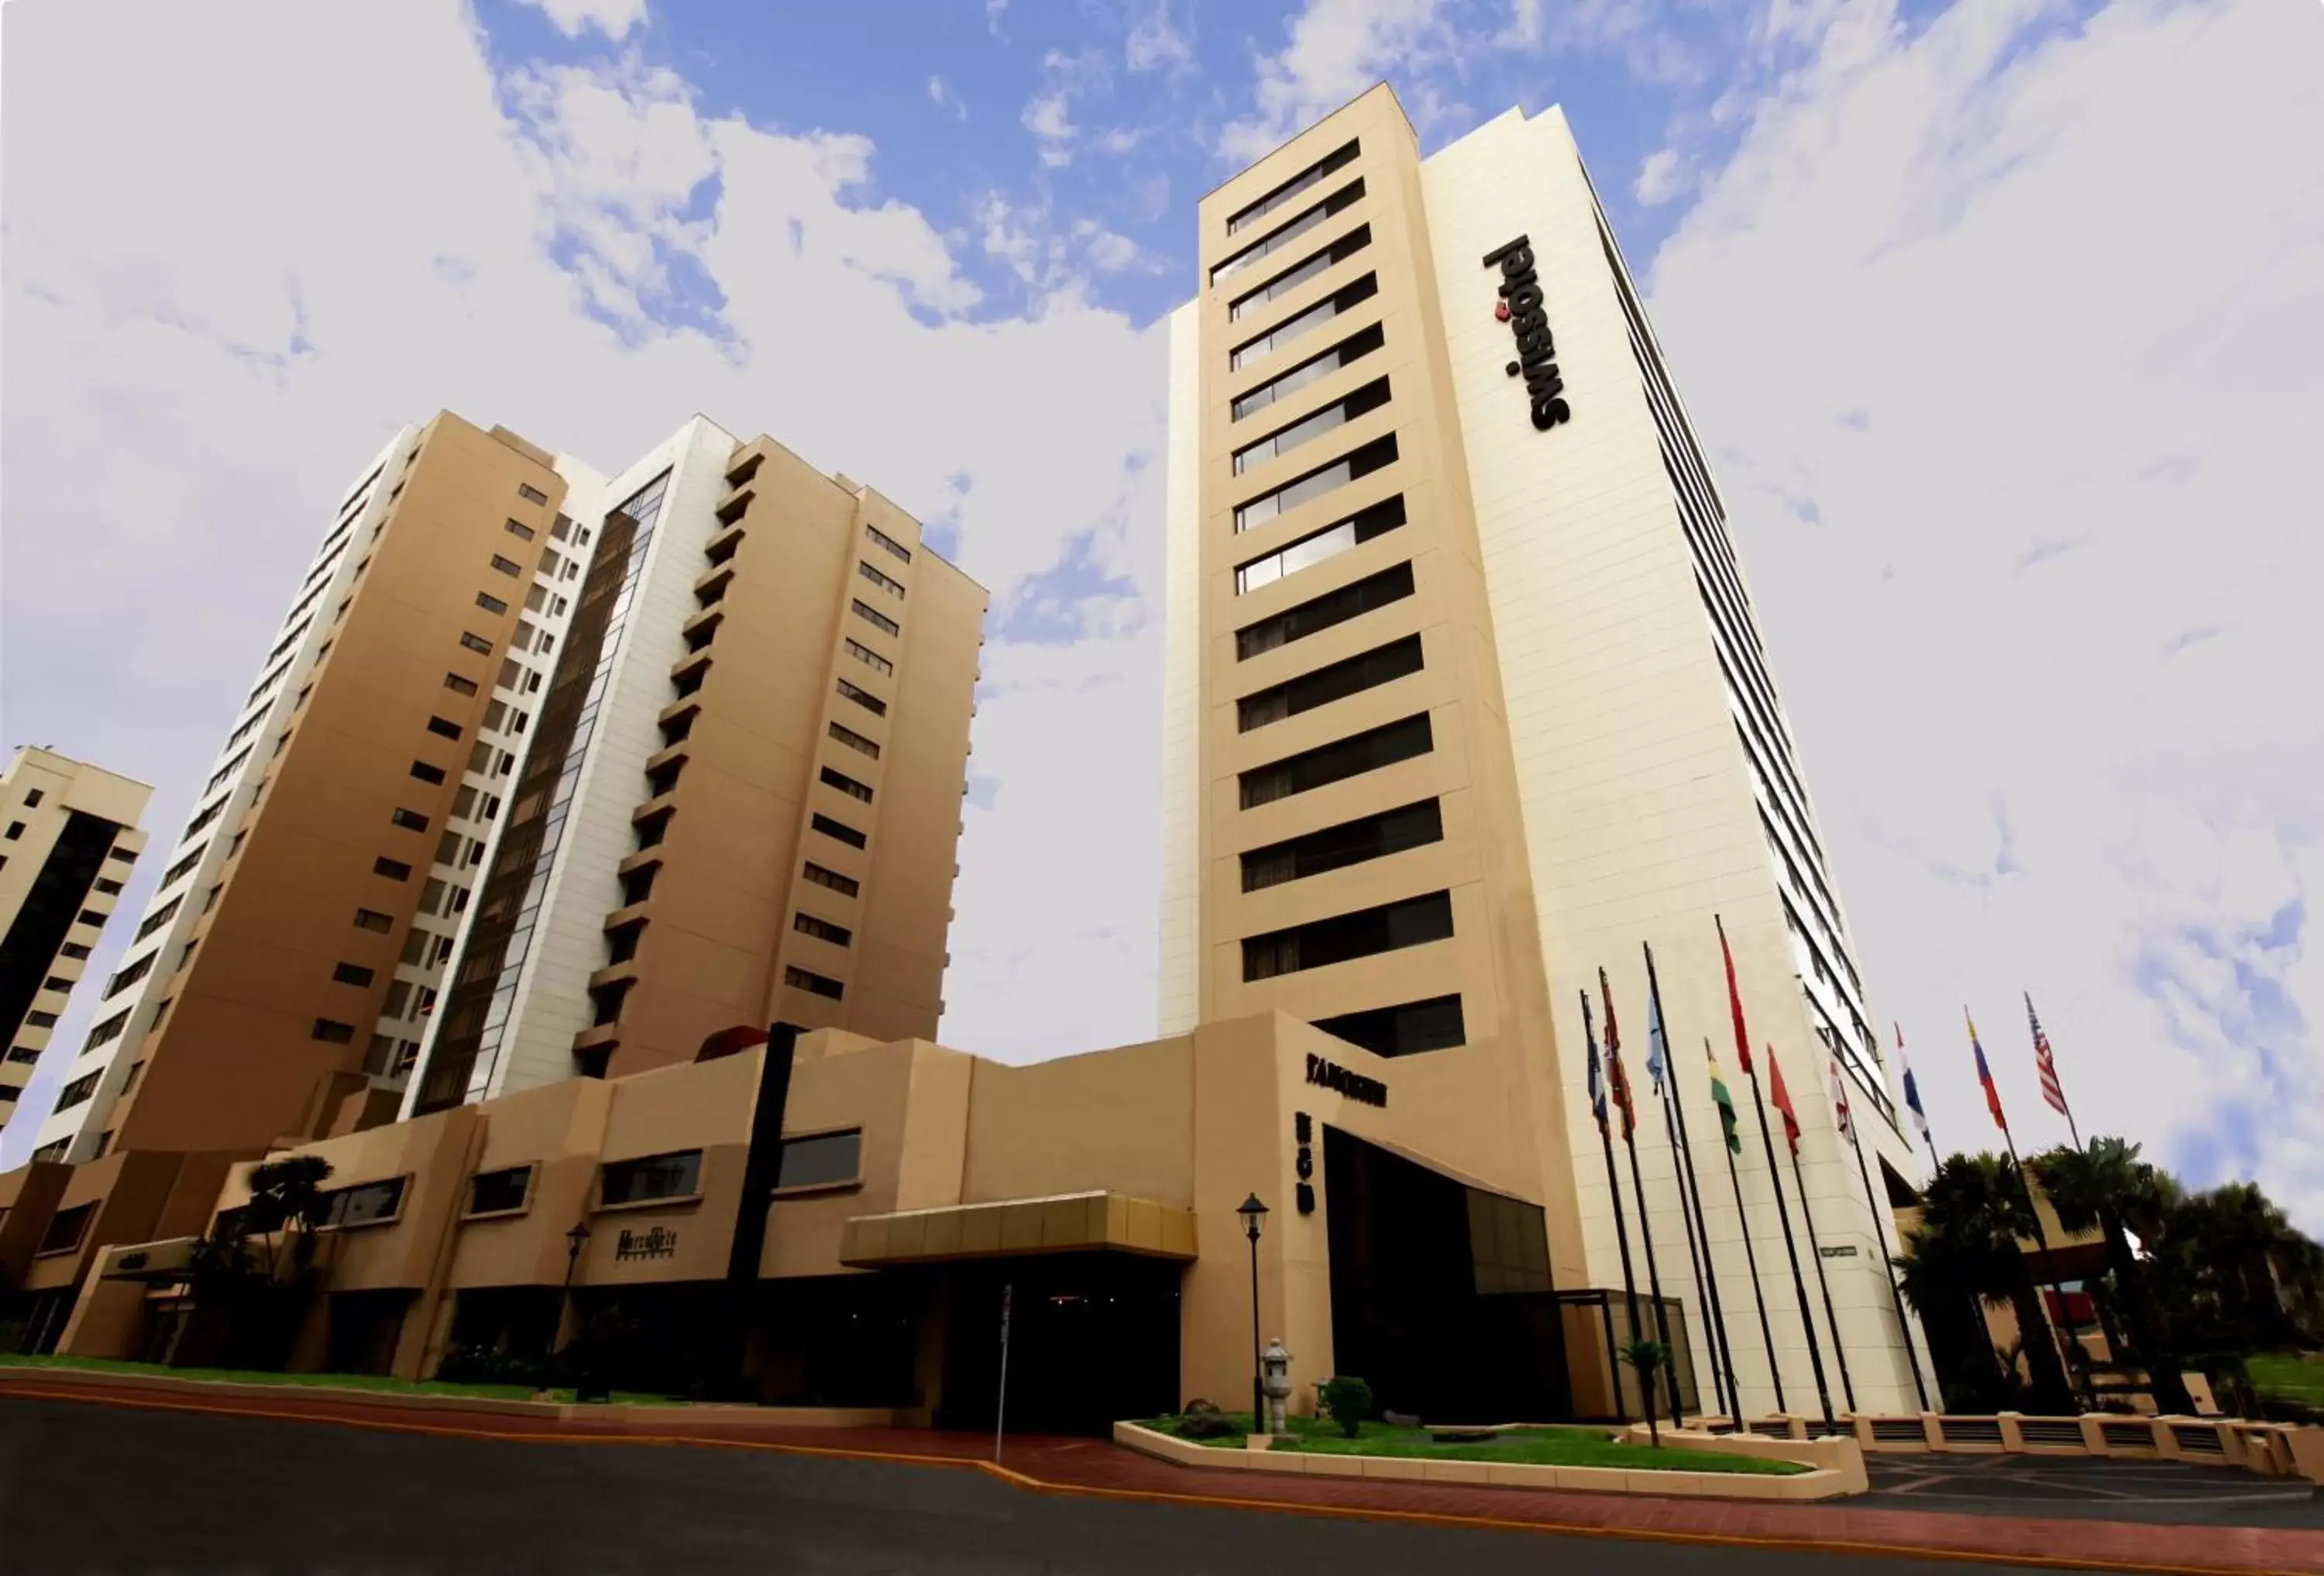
[5,1370,2319,1574]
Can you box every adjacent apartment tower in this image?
[38,413,982,1165]
[0,749,151,1134]
[1162,86,1933,1413]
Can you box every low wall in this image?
[1840,1411,2324,1484]
[1112,1422,1860,1500]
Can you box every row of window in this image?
[1234,435,1397,534]
[1226,139,1358,236]
[1232,322,1386,424]
[1227,220,1372,325]
[1230,274,1377,372]
[1232,377,1391,476]
[1212,177,1364,287]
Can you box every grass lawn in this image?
[1137,1412,1805,1474]
[0,1351,669,1406]
[2249,1352,2324,1406]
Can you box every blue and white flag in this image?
[1645,982,1669,1096]
[1897,1021,1932,1147]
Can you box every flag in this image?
[1767,1046,1803,1154]
[1645,976,1669,1096]
[1705,1039,1741,1154]
[1968,1008,2009,1134]
[1831,1058,1854,1142]
[2026,993,2071,1121]
[1583,991,1609,1137]
[1600,968,1636,1140]
[1897,1023,1932,1148]
[1718,918,1755,1076]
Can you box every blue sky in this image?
[3,0,2320,1228]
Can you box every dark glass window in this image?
[1237,562,1414,659]
[600,1150,701,1206]
[1237,634,1422,731]
[39,1202,95,1254]
[1232,323,1387,422]
[775,1130,861,1189]
[1234,435,1397,533]
[1226,139,1359,235]
[1239,713,1432,809]
[793,913,852,946]
[1241,799,1441,891]
[467,1165,534,1216]
[320,1177,407,1227]
[1242,890,1453,981]
[810,814,867,850]
[784,965,844,1000]
[1314,994,1466,1057]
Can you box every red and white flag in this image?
[2026,993,2071,1120]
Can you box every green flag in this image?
[1704,1040,1741,1154]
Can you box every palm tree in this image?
[2035,1137,2194,1414]
[242,1154,334,1279]
[1914,1154,2078,1413]
[1894,1216,2012,1409]
[1620,1338,1669,1447]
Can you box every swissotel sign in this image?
[1482,236,1572,432]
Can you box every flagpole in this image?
[1604,970,1683,1422]
[1645,941,1739,1426]
[1842,1096,1931,1411]
[1710,1037,1784,1420]
[1583,991,1647,1419]
[1971,1008,2086,1409]
[1782,1117,1857,1414]
[1745,1042,1836,1432]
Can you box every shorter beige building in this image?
[0,747,151,1132]
[27,1011,1692,1430]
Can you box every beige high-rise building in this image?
[0,748,151,1133]
[1161,86,1934,1414]
[40,412,982,1168]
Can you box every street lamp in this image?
[559,1222,590,1341]
[1237,1193,1269,1433]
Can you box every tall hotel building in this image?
[36,413,982,1165]
[1161,86,1932,1411]
[1,749,151,1133]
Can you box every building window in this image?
[600,1150,701,1206]
[1239,712,1432,809]
[843,638,894,676]
[1236,560,1414,659]
[810,813,867,850]
[410,760,448,786]
[85,1009,132,1051]
[374,856,414,881]
[466,1165,535,1217]
[353,907,393,933]
[1232,323,1387,422]
[1233,435,1396,533]
[1236,634,1422,732]
[835,679,887,717]
[517,483,549,505]
[24,1010,57,1029]
[793,912,852,947]
[1211,177,1363,285]
[23,788,45,807]
[1226,138,1359,235]
[1232,378,1391,475]
[865,524,913,564]
[390,808,430,832]
[134,896,183,942]
[1242,890,1454,982]
[476,592,508,616]
[103,952,156,999]
[312,1018,357,1044]
[1226,222,1371,321]
[443,673,480,698]
[425,716,462,740]
[54,1072,102,1112]
[819,766,874,803]
[827,721,880,759]
[38,1201,95,1254]
[775,1129,861,1190]
[1313,994,1466,1058]
[784,965,844,1000]
[460,632,493,656]
[319,1177,407,1228]
[802,862,859,897]
[1241,798,1442,891]
[1230,274,1378,371]
[850,599,900,638]
[332,962,376,987]
[489,554,521,577]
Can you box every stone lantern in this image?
[1260,1338,1294,1435]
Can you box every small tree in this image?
[1318,1375,1373,1439]
[244,1155,335,1279]
[1621,1338,1669,1447]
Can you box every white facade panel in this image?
[1157,302,1205,1037]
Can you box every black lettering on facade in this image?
[1483,234,1574,432]
[1304,1051,1387,1108]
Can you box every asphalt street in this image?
[1858,1450,2324,1529]
[0,1394,2195,1576]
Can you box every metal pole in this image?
[2002,1130,2087,1408]
[1621,1126,1682,1422]
[994,1282,1012,1464]
[1714,1038,1786,1420]
[1656,1065,1721,1417]
[1645,941,1736,1426]
[1785,1137,1856,1414]
[1247,1230,1264,1433]
[1745,1046,1835,1433]
[1847,1110,1930,1411]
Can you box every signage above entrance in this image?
[615,1226,679,1261]
[1305,1052,1387,1107]
[1481,235,1572,432]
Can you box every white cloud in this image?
[927,74,968,120]
[1219,0,1458,163]
[1634,146,1686,204]
[1126,2,1195,72]
[517,0,647,42]
[1023,88,1078,167]
[1645,0,2324,1225]
[0,0,1165,1161]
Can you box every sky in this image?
[2,0,2318,1230]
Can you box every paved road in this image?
[1858,1450,2323,1530]
[0,1395,2161,1576]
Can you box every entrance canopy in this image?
[838,1191,1196,1268]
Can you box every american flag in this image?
[2026,993,2077,1139]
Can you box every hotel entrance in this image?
[932,1252,1182,1435]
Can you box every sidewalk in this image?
[4,1368,2318,1575]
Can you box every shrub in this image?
[1175,1399,1237,1440]
[1318,1375,1373,1439]
[434,1344,550,1388]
